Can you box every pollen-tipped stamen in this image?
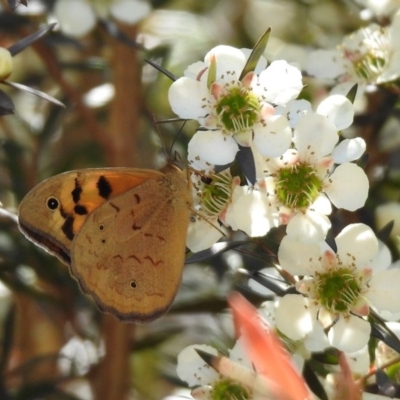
[315,268,362,314]
[200,170,233,217]
[215,86,260,133]
[275,163,323,210]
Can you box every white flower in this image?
[260,107,367,243]
[275,224,400,352]
[305,12,400,85]
[169,45,303,165]
[54,0,151,38]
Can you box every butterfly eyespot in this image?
[101,239,106,244]
[130,281,137,289]
[99,225,104,231]
[46,197,59,210]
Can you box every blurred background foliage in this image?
[0,0,398,399]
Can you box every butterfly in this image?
[18,158,192,323]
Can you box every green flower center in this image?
[200,170,233,216]
[275,163,323,210]
[341,28,389,83]
[315,267,361,313]
[215,87,260,133]
[212,379,249,400]
[353,51,387,82]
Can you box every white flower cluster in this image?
[169,44,369,250]
[168,34,400,399]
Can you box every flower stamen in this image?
[198,170,235,217]
[275,163,323,210]
[214,86,260,133]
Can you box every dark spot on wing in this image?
[97,176,112,199]
[134,194,140,204]
[62,215,75,241]
[59,205,68,219]
[74,205,88,215]
[71,179,82,203]
[109,202,120,212]
[132,224,141,231]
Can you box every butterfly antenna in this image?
[151,114,169,158]
[152,116,187,160]
[168,120,187,158]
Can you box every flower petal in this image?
[305,49,345,79]
[303,322,330,352]
[331,138,366,164]
[204,45,247,82]
[176,344,219,386]
[253,115,292,157]
[186,217,223,253]
[328,315,371,352]
[370,241,392,272]
[229,337,253,370]
[311,194,332,215]
[232,189,276,236]
[278,235,321,275]
[286,210,331,243]
[256,60,303,105]
[275,99,313,128]
[366,269,400,313]
[293,114,339,163]
[317,95,354,131]
[335,223,378,266]
[188,130,239,165]
[275,295,314,341]
[325,163,369,211]
[168,77,210,120]
[345,346,370,376]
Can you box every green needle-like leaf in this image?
[239,28,271,81]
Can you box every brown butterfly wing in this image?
[18,168,163,265]
[70,164,191,322]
